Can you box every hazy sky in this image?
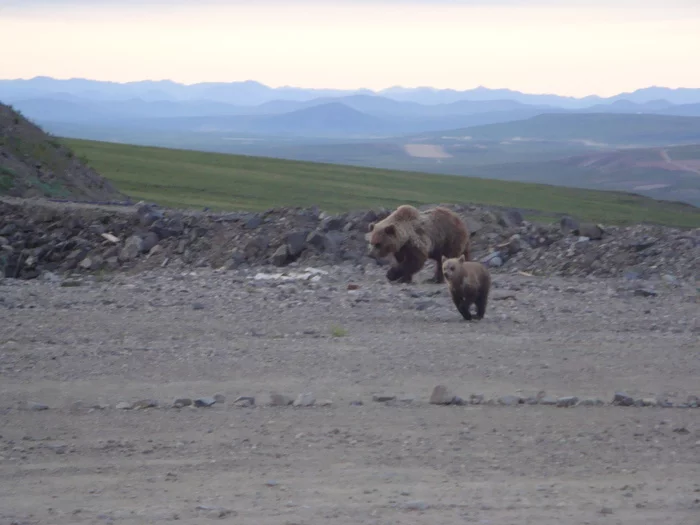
[1,0,699,97]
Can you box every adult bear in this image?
[366,204,471,284]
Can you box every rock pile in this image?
[1,198,698,282]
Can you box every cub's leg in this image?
[475,292,488,320]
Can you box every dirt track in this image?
[1,262,699,525]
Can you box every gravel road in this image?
[1,261,699,524]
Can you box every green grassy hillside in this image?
[62,138,700,228]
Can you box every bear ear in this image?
[458,254,466,262]
[441,255,447,264]
[384,224,396,236]
[368,222,375,232]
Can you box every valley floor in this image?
[1,263,699,524]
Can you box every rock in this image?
[306,231,335,253]
[372,394,396,403]
[173,398,193,408]
[132,399,158,410]
[141,231,160,253]
[539,396,559,406]
[321,216,346,231]
[576,223,604,240]
[640,398,659,407]
[560,216,579,234]
[116,401,133,410]
[404,500,429,511]
[272,245,290,267]
[244,215,263,229]
[269,393,294,406]
[26,401,49,411]
[498,395,523,406]
[213,393,226,404]
[233,396,255,407]
[612,392,635,406]
[194,397,217,408]
[578,398,605,406]
[347,283,360,290]
[497,234,523,256]
[492,290,517,301]
[293,392,316,407]
[285,230,309,258]
[469,394,484,405]
[429,385,456,405]
[556,396,579,407]
[499,209,524,228]
[687,395,699,408]
[118,235,144,262]
[634,288,657,297]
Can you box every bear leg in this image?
[458,301,473,321]
[387,246,425,284]
[475,291,488,320]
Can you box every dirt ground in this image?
[1,261,699,525]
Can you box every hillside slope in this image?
[0,102,127,201]
[62,138,700,228]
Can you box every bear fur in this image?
[366,204,471,284]
[441,254,491,321]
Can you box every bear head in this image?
[367,222,400,259]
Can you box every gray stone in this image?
[173,398,193,408]
[213,393,226,404]
[293,392,316,407]
[194,397,217,408]
[556,396,579,407]
[499,209,524,228]
[469,394,484,405]
[404,500,429,511]
[141,231,160,253]
[306,231,335,252]
[244,215,262,229]
[687,395,699,408]
[132,399,158,410]
[640,398,659,407]
[269,393,294,406]
[539,396,559,406]
[577,223,604,240]
[578,398,605,406]
[118,235,144,262]
[27,401,49,411]
[560,216,579,234]
[429,385,456,405]
[634,288,657,297]
[116,401,132,410]
[233,396,255,407]
[372,394,397,403]
[285,230,309,258]
[271,245,290,267]
[612,392,635,406]
[498,395,524,406]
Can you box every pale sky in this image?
[1,0,699,97]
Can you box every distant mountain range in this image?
[2,76,700,107]
[2,77,700,140]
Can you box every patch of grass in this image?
[0,166,16,191]
[60,138,700,228]
[330,325,348,338]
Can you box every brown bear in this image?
[441,254,491,321]
[366,204,471,284]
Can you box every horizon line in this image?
[2,75,699,101]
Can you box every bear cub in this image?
[441,254,491,321]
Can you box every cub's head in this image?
[366,222,399,258]
[441,254,466,282]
